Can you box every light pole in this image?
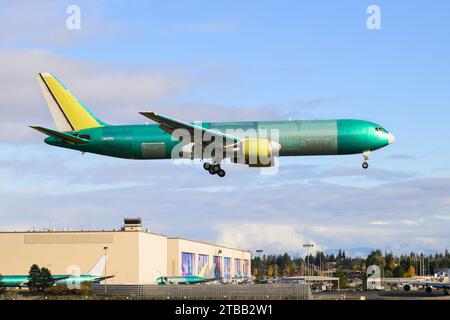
[319,252,322,277]
[103,246,108,295]
[256,249,263,281]
[303,244,314,277]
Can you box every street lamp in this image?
[303,244,314,277]
[256,249,263,281]
[103,246,108,295]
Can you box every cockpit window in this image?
[375,127,387,132]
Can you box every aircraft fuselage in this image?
[44,119,393,160]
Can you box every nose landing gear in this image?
[203,162,226,177]
[362,151,371,170]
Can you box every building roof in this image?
[0,228,167,238]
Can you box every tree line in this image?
[251,249,450,279]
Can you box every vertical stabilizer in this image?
[35,73,105,131]
[88,255,108,276]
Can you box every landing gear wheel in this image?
[218,169,226,178]
[209,167,216,175]
[425,286,432,294]
[212,164,221,173]
[203,162,211,171]
[362,162,369,169]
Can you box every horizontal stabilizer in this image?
[29,125,90,144]
[93,275,115,282]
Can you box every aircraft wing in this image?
[29,125,90,144]
[139,112,240,145]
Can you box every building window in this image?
[198,254,209,276]
[181,252,195,276]
[235,259,242,277]
[243,259,250,277]
[224,257,231,281]
[213,255,222,279]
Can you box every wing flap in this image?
[29,125,90,144]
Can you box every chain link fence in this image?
[92,284,312,300]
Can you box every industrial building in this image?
[0,218,251,284]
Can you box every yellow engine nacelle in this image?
[237,139,281,167]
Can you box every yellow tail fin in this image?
[36,73,104,132]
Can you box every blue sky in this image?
[0,1,449,257]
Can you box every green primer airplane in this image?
[0,256,113,288]
[156,275,217,285]
[156,264,221,285]
[31,73,395,177]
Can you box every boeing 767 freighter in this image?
[30,73,395,177]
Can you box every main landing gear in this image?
[362,151,371,170]
[203,162,226,177]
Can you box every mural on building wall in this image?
[213,255,221,279]
[224,257,231,280]
[198,254,209,275]
[235,258,241,276]
[181,252,194,276]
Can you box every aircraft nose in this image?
[388,133,396,144]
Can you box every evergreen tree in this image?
[40,267,55,290]
[28,264,41,292]
[27,264,55,292]
[393,265,405,278]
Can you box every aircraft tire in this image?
[218,169,226,177]
[404,284,411,292]
[209,167,216,175]
[212,164,221,173]
[425,286,432,294]
[362,162,369,169]
[203,162,211,170]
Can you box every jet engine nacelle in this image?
[232,139,281,167]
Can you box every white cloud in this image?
[400,218,424,225]
[215,223,321,255]
[369,220,392,225]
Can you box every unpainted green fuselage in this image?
[0,275,103,288]
[156,276,214,285]
[44,119,392,160]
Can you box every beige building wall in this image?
[0,227,251,284]
[167,238,251,279]
[0,230,167,284]
[138,232,167,283]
